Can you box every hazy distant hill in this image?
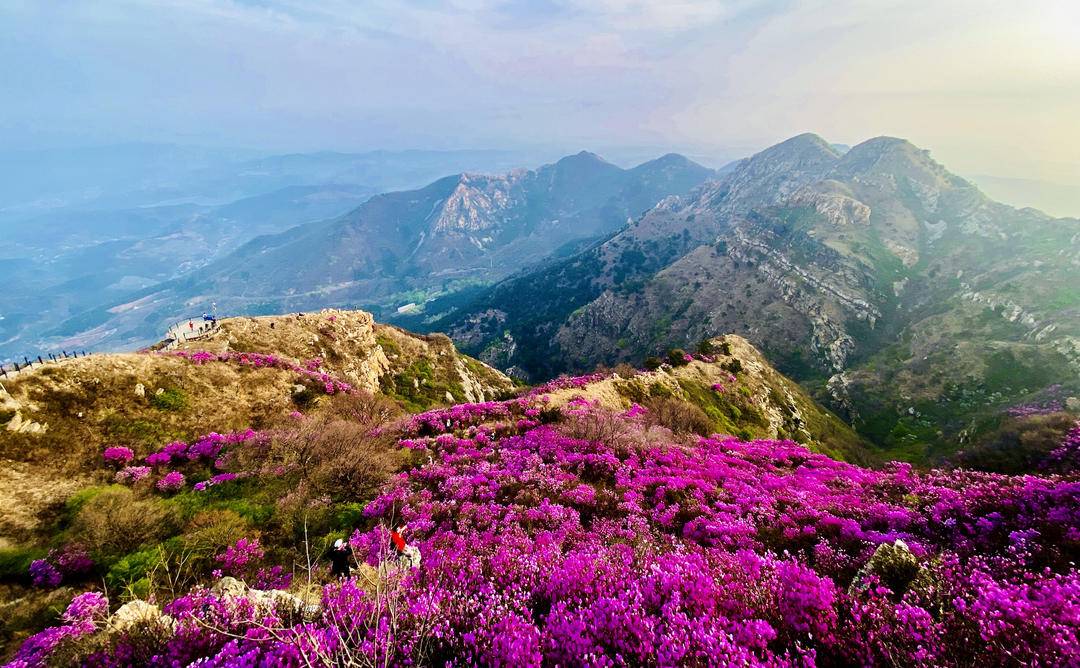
[39,152,713,354]
[0,146,561,358]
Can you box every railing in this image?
[162,318,220,350]
[0,349,89,378]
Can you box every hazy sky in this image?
[2,0,1078,184]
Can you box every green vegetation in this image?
[149,387,188,412]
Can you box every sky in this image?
[2,0,1079,187]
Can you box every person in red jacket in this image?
[390,525,407,554]
[389,524,422,569]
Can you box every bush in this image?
[643,397,715,436]
[257,415,406,505]
[149,387,188,412]
[667,349,691,367]
[613,363,638,379]
[72,488,179,563]
[643,356,663,371]
[723,358,743,374]
[955,413,1076,473]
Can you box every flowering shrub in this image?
[114,465,151,484]
[166,350,352,394]
[1045,421,1080,474]
[193,471,251,491]
[101,446,134,465]
[215,537,265,579]
[16,401,1080,665]
[29,559,61,588]
[156,471,185,492]
[527,373,606,396]
[8,592,108,667]
[27,544,93,589]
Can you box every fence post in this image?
[13,362,19,372]
[38,356,43,364]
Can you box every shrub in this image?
[613,363,638,379]
[102,446,134,465]
[267,417,406,503]
[723,358,744,374]
[72,488,179,563]
[156,471,186,493]
[643,356,663,371]
[149,387,188,411]
[666,348,691,367]
[643,396,715,436]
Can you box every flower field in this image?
[8,388,1080,666]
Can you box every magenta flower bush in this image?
[1046,421,1080,474]
[114,465,151,484]
[527,372,606,396]
[28,544,93,589]
[156,471,186,492]
[215,537,264,578]
[166,350,352,394]
[101,446,134,465]
[8,592,108,667]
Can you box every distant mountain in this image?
[434,133,1080,462]
[40,152,713,354]
[0,145,575,358]
[0,184,374,356]
[0,144,554,213]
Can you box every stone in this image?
[851,539,925,598]
[211,576,248,598]
[134,383,145,397]
[109,600,174,633]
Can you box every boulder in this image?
[109,600,174,633]
[851,539,925,599]
[211,576,248,598]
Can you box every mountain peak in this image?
[554,150,611,168]
[764,133,839,157]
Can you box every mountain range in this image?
[421,133,1079,461]
[38,151,714,352]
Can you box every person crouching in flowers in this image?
[390,525,421,569]
[327,539,353,579]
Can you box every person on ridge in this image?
[390,525,421,569]
[327,538,353,579]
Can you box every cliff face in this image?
[438,135,1080,461]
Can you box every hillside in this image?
[0,309,513,543]
[435,133,1080,462]
[538,335,870,464]
[42,152,714,354]
[4,356,1078,665]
